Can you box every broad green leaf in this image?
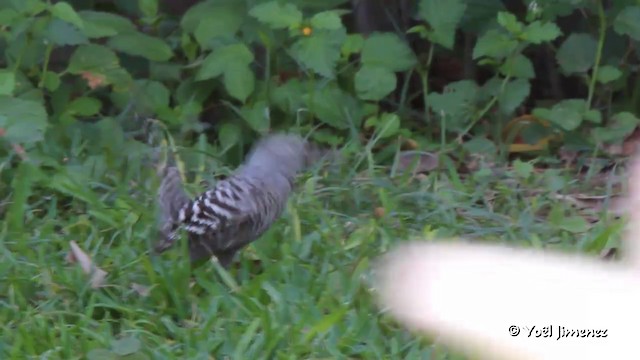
[463,136,497,154]
[107,32,173,62]
[290,29,346,78]
[427,80,479,130]
[0,96,48,146]
[249,1,302,29]
[376,113,401,139]
[196,43,254,80]
[45,18,88,46]
[584,109,602,124]
[534,99,586,131]
[51,1,84,29]
[361,33,417,71]
[310,10,344,30]
[418,0,466,49]
[303,85,363,129]
[513,159,534,178]
[355,65,396,101]
[521,21,562,44]
[591,111,640,143]
[66,96,101,116]
[341,33,364,57]
[67,44,132,89]
[613,6,640,41]
[473,29,518,59]
[0,8,19,24]
[112,337,141,356]
[239,100,270,133]
[181,2,244,47]
[218,122,242,150]
[138,0,158,19]
[42,71,60,92]
[78,10,136,38]
[500,53,535,78]
[556,33,597,74]
[499,78,530,114]
[596,65,622,84]
[133,80,170,113]
[224,63,255,103]
[0,70,16,95]
[496,11,523,34]
[459,0,505,33]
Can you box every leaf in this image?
[534,99,586,131]
[51,1,84,29]
[614,6,640,41]
[196,43,254,80]
[556,33,597,74]
[224,63,255,103]
[427,80,479,130]
[181,2,245,48]
[239,100,270,133]
[418,0,466,49]
[596,65,622,84]
[290,29,346,78]
[513,159,534,178]
[42,71,60,92]
[376,113,401,139]
[67,97,102,116]
[0,96,47,146]
[0,70,16,96]
[521,21,562,44]
[500,54,535,78]
[473,29,518,59]
[218,122,242,150]
[310,10,344,30]
[67,44,132,89]
[355,65,396,101]
[499,78,530,114]
[107,32,173,62]
[45,18,88,46]
[67,241,108,289]
[591,112,640,143]
[78,10,136,38]
[7,161,37,233]
[303,85,363,129]
[86,349,117,360]
[558,216,590,233]
[361,33,417,71]
[496,11,522,34]
[138,0,158,19]
[342,33,364,57]
[111,337,141,356]
[249,1,302,29]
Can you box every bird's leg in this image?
[214,250,237,269]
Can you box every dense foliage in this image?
[0,0,633,358]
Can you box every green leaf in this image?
[513,159,534,178]
[239,100,270,133]
[42,71,60,92]
[7,161,37,233]
[418,0,467,49]
[556,33,597,74]
[138,0,158,19]
[596,65,622,84]
[303,85,363,129]
[534,99,586,131]
[249,1,302,29]
[473,29,518,59]
[355,65,396,101]
[0,96,48,146]
[107,32,173,62]
[496,11,523,34]
[86,348,117,360]
[224,63,255,103]
[182,2,245,47]
[218,122,242,150]
[584,109,602,124]
[78,10,136,38]
[196,43,254,80]
[111,337,141,356]
[558,216,590,233]
[51,1,84,29]
[290,29,346,78]
[521,21,562,44]
[613,6,640,41]
[499,78,530,114]
[310,10,344,30]
[500,54,535,78]
[361,33,417,71]
[341,34,364,57]
[67,44,132,89]
[427,80,479,130]
[45,18,88,46]
[591,111,640,143]
[376,113,401,139]
[0,70,16,96]
[67,96,101,116]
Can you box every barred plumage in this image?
[155,133,330,267]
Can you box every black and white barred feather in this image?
[155,133,333,267]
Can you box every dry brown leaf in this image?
[131,283,151,297]
[395,151,439,176]
[67,241,108,289]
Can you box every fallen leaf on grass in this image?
[395,151,439,176]
[131,283,151,297]
[67,241,108,289]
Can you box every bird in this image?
[154,132,333,268]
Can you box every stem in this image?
[586,0,606,109]
[420,43,435,138]
[39,42,54,89]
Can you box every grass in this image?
[0,143,626,359]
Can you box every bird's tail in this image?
[155,165,190,253]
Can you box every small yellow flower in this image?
[302,26,312,36]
